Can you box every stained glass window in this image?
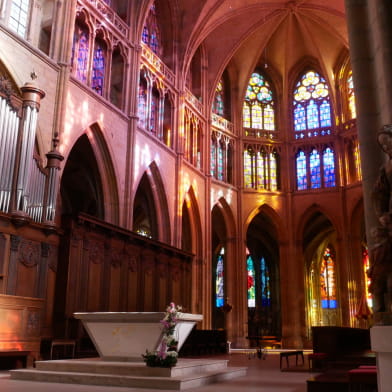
[150,87,159,134]
[354,143,362,180]
[296,151,307,190]
[320,247,337,309]
[347,71,356,120]
[310,149,321,189]
[323,147,336,187]
[247,255,256,307]
[244,149,253,188]
[142,2,162,57]
[216,248,225,307]
[362,245,372,308]
[260,257,271,307]
[256,151,265,189]
[293,70,331,135]
[270,152,278,191]
[243,72,275,130]
[217,140,224,181]
[211,139,217,176]
[213,79,225,116]
[92,41,105,95]
[72,25,89,84]
[9,0,30,37]
[138,77,147,128]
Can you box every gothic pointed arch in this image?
[60,123,119,224]
[246,204,281,338]
[133,161,170,243]
[300,208,341,331]
[182,186,202,256]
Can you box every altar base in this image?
[10,357,247,390]
[370,325,392,392]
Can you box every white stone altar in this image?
[73,312,203,362]
[370,325,392,392]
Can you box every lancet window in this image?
[293,70,332,139]
[213,79,225,117]
[184,111,202,169]
[295,146,336,190]
[211,131,233,183]
[142,2,162,57]
[247,253,271,308]
[92,38,106,96]
[347,71,356,120]
[215,247,225,307]
[72,22,89,84]
[243,72,275,133]
[243,145,279,191]
[320,247,337,309]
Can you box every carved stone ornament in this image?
[88,239,104,264]
[19,239,40,267]
[110,249,122,268]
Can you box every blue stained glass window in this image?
[260,257,271,307]
[307,100,320,129]
[92,43,105,95]
[211,140,216,176]
[247,256,256,307]
[294,104,306,131]
[323,147,336,187]
[216,248,225,307]
[310,149,321,189]
[142,2,162,57]
[76,30,89,83]
[150,88,159,133]
[296,151,307,190]
[320,100,331,127]
[293,70,331,136]
[217,141,224,181]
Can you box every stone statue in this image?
[369,125,392,313]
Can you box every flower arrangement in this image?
[142,302,182,368]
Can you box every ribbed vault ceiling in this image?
[175,0,348,104]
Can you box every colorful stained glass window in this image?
[73,26,89,83]
[217,140,224,181]
[347,71,356,119]
[270,152,278,191]
[244,149,253,188]
[216,248,225,307]
[260,257,271,307]
[92,41,105,95]
[320,247,337,309]
[243,72,275,130]
[310,149,321,189]
[9,0,30,37]
[247,255,256,307]
[296,151,307,190]
[138,77,147,128]
[293,70,331,134]
[362,245,372,308]
[142,2,162,57]
[354,143,362,180]
[213,79,225,116]
[211,139,217,176]
[256,151,265,189]
[323,147,336,187]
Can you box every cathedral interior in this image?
[0,0,391,366]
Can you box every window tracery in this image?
[243,72,275,132]
[293,70,332,139]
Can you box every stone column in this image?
[344,0,382,248]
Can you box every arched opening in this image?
[246,212,281,338]
[60,134,104,220]
[133,172,158,240]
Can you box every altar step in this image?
[10,357,247,390]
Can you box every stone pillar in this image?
[344,0,383,248]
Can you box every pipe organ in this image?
[0,76,63,226]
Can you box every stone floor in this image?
[0,350,314,392]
